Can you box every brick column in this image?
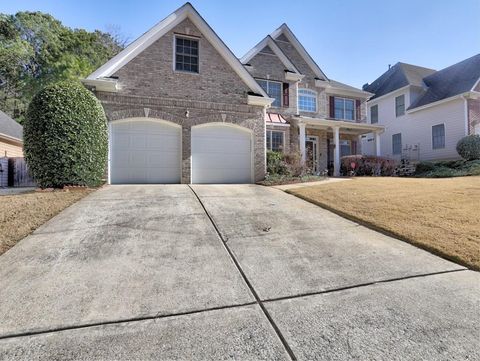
[182,125,191,184]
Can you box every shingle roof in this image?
[364,62,436,100]
[0,110,23,141]
[409,53,480,109]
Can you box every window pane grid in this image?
[432,124,445,149]
[175,37,199,73]
[392,133,402,155]
[257,80,282,107]
[395,95,405,117]
[371,105,378,123]
[298,89,317,112]
[267,130,284,152]
[334,97,355,121]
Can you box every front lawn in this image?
[0,189,92,255]
[288,177,480,270]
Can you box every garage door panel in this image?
[110,120,181,184]
[192,125,252,184]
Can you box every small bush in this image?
[415,161,436,173]
[266,150,307,177]
[456,135,480,160]
[24,81,108,188]
[340,155,396,176]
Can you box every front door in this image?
[305,136,318,173]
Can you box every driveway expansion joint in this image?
[261,268,468,304]
[188,185,297,361]
[0,301,257,341]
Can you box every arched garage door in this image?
[110,118,181,184]
[192,124,253,184]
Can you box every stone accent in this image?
[95,17,266,184]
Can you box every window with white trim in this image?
[266,130,284,152]
[392,133,402,155]
[432,124,445,149]
[257,79,282,107]
[395,95,405,117]
[175,37,199,73]
[334,97,355,121]
[370,104,378,124]
[298,89,317,112]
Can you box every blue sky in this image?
[2,0,479,88]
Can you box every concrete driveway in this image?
[0,185,478,360]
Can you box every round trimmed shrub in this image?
[24,81,108,188]
[456,134,480,160]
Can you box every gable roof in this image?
[240,35,301,74]
[0,110,23,142]
[270,24,328,81]
[86,2,268,98]
[364,62,436,100]
[409,53,480,109]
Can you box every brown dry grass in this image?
[289,177,480,270]
[0,189,92,255]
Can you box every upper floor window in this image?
[395,94,405,117]
[392,133,402,155]
[432,124,445,149]
[266,130,284,152]
[370,104,378,124]
[257,79,282,107]
[298,89,317,112]
[334,97,355,121]
[175,37,199,73]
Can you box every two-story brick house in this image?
[241,25,384,176]
[83,2,383,183]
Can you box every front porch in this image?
[296,117,384,176]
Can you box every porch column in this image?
[375,131,381,156]
[333,126,340,176]
[299,122,306,163]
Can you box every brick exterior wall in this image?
[94,18,266,183]
[467,98,480,134]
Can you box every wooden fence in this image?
[7,157,36,187]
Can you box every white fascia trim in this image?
[241,36,302,75]
[325,86,373,99]
[266,122,290,127]
[81,78,119,92]
[0,132,23,144]
[285,72,304,82]
[248,95,275,107]
[367,85,410,104]
[470,76,480,91]
[86,3,268,98]
[407,93,471,114]
[270,24,328,81]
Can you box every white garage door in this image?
[192,124,253,184]
[110,119,181,184]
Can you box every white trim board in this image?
[86,3,268,98]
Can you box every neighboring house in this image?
[83,2,383,184]
[0,110,23,158]
[362,54,480,161]
[241,26,383,176]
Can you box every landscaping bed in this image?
[258,175,326,186]
[288,177,480,270]
[0,188,92,255]
[415,159,480,178]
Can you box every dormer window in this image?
[298,89,317,112]
[175,36,199,73]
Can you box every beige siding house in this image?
[362,55,480,161]
[0,110,23,158]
